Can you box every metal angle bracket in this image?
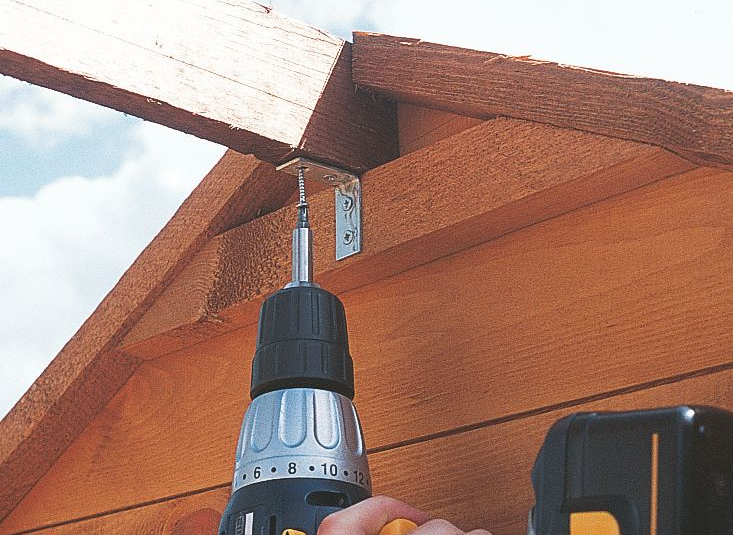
[276,157,361,261]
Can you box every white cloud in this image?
[361,0,733,90]
[270,0,374,38]
[0,122,225,417]
[0,75,122,146]
[268,0,733,90]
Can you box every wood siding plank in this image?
[0,486,229,535]
[121,118,693,357]
[0,152,294,522]
[3,165,733,532]
[5,368,733,535]
[0,2,397,171]
[352,32,733,169]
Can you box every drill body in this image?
[218,284,372,535]
[219,176,371,535]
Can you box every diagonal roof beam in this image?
[352,32,733,169]
[0,2,397,171]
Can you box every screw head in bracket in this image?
[275,158,361,260]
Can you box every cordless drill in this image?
[529,406,733,535]
[218,168,414,535]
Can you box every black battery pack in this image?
[529,406,733,535]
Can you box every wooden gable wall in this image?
[2,107,733,535]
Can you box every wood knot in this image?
[171,508,221,535]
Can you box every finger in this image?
[411,518,464,535]
[318,496,430,535]
[467,530,493,535]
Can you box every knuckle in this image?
[370,495,401,508]
[316,513,341,535]
[422,518,462,533]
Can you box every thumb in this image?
[318,496,429,535]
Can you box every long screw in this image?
[291,166,313,284]
[296,166,309,227]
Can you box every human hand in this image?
[317,496,493,535]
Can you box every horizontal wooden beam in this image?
[352,32,733,169]
[5,363,733,534]
[121,118,693,357]
[0,2,397,171]
[0,152,295,522]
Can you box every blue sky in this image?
[1,0,732,418]
[0,112,135,197]
[0,77,136,195]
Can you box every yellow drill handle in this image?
[378,519,418,535]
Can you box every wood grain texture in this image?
[0,2,397,171]
[5,165,733,532]
[352,32,733,169]
[284,101,492,208]
[0,152,295,522]
[397,103,484,155]
[5,367,733,535]
[0,486,230,535]
[121,118,693,358]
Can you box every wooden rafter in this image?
[0,1,397,171]
[0,152,295,521]
[352,32,733,169]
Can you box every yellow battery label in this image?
[570,511,620,535]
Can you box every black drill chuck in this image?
[250,285,355,400]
